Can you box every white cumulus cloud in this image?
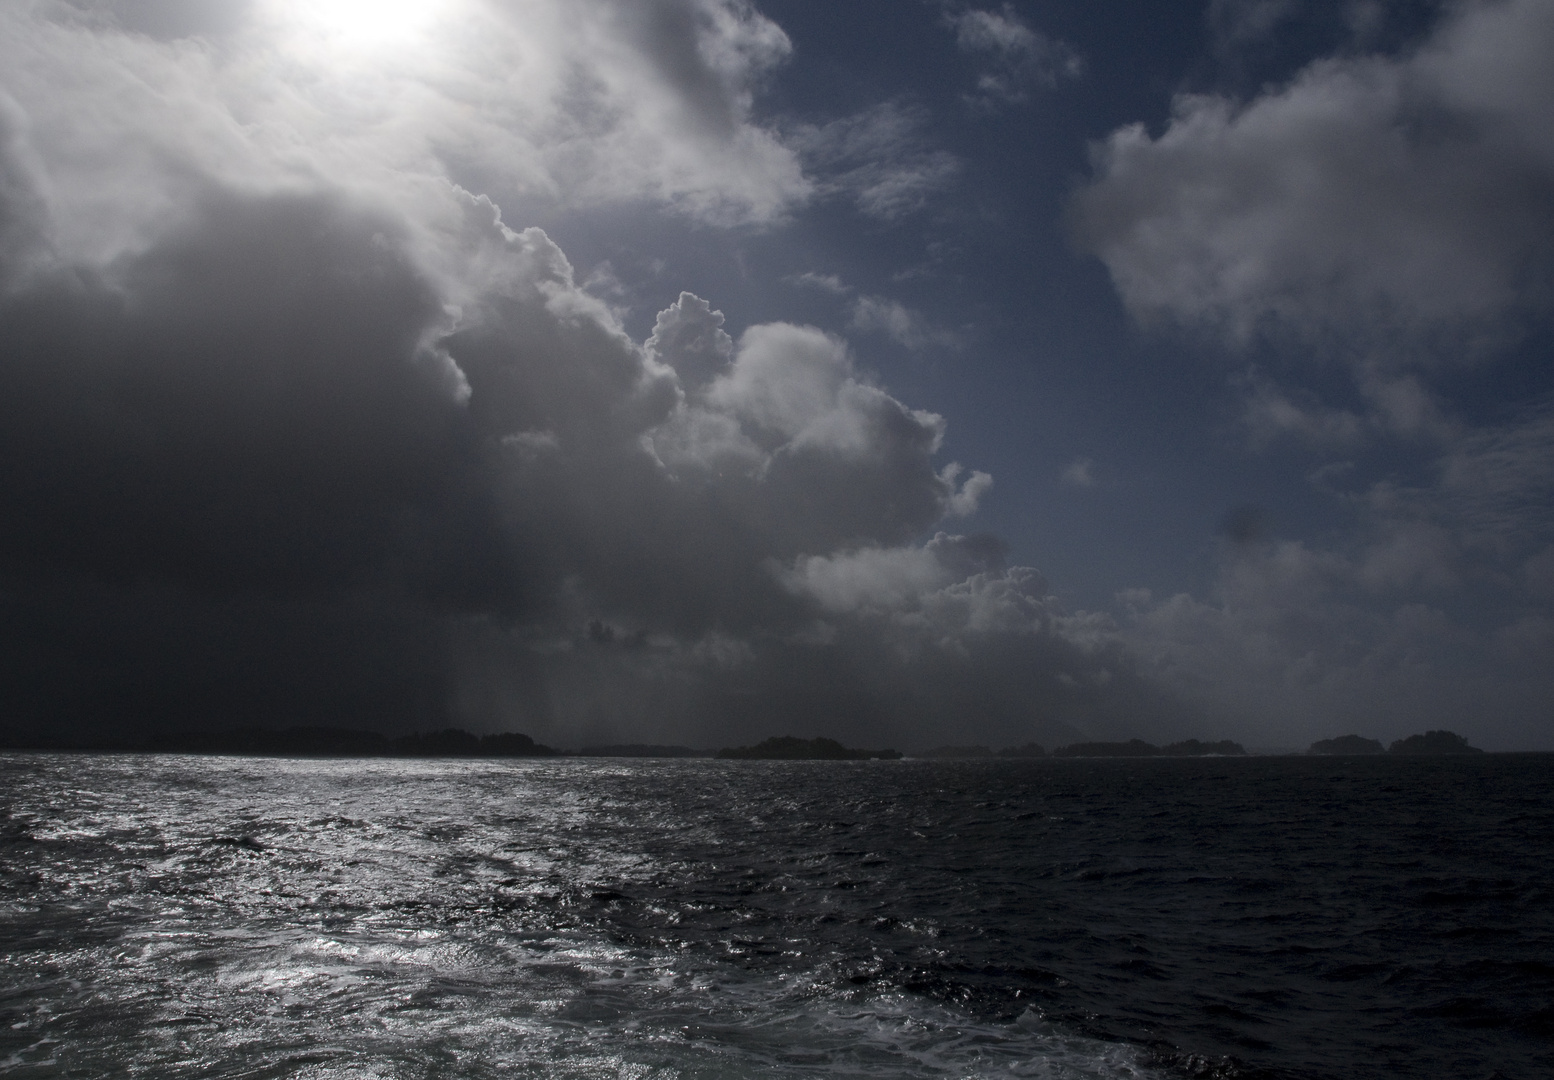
[1073,0,1554,348]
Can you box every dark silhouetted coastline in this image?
[1389,730,1483,755]
[1161,739,1245,756]
[1048,738,1244,758]
[1309,734,1386,755]
[716,736,901,760]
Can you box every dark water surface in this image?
[1,753,1550,1079]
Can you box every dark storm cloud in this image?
[0,571,453,734]
[441,275,1001,639]
[0,162,519,734]
[0,187,504,605]
[0,103,1165,746]
[0,0,800,742]
[445,525,1170,752]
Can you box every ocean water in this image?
[1,753,1550,1080]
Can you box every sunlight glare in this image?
[299,0,443,48]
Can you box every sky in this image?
[0,0,1550,751]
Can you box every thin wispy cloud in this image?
[947,4,1083,106]
[1060,458,1095,488]
[787,102,960,219]
[786,271,852,295]
[848,295,961,351]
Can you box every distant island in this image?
[1160,739,1246,756]
[1388,730,1483,755]
[716,736,902,760]
[1307,730,1483,755]
[1049,738,1246,758]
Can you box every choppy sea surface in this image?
[2,753,1551,1080]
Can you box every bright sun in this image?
[297,0,442,48]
